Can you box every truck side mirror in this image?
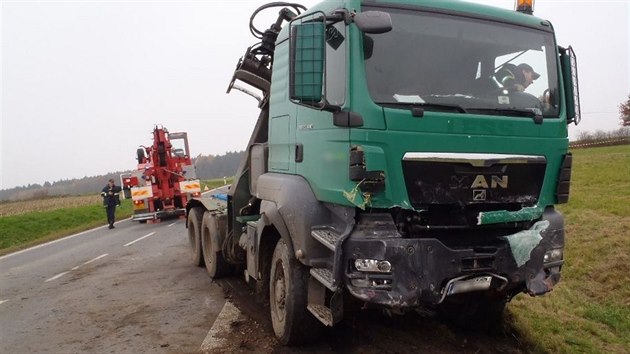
[559,46,581,125]
[289,19,326,106]
[354,11,392,34]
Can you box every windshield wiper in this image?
[468,108,543,124]
[381,102,468,116]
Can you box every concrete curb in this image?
[200,301,242,353]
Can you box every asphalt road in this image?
[0,217,225,353]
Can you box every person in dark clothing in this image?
[495,63,543,111]
[101,179,121,229]
[496,63,540,92]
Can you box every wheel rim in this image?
[271,260,287,325]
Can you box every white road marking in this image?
[0,300,9,305]
[83,253,108,265]
[43,254,109,283]
[200,301,241,352]
[124,232,155,247]
[167,222,176,227]
[45,271,69,282]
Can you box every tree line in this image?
[573,127,629,145]
[0,151,245,202]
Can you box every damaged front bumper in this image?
[343,208,564,308]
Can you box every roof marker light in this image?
[515,0,534,15]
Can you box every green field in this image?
[0,200,133,255]
[509,145,630,353]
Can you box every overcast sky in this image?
[1,0,628,189]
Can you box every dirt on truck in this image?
[186,0,581,346]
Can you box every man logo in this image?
[473,189,487,201]
[470,175,509,189]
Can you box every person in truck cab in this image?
[496,62,543,111]
[513,63,540,92]
[497,62,540,92]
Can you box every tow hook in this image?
[438,273,508,304]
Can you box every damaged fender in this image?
[502,220,549,267]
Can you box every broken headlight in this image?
[354,259,392,273]
[543,248,563,263]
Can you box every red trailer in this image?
[122,126,201,223]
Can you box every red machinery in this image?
[121,126,201,223]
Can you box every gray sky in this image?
[1,0,628,189]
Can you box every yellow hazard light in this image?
[515,0,534,15]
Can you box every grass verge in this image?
[508,145,630,353]
[0,200,132,256]
[201,177,234,192]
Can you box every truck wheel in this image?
[439,293,506,331]
[201,214,233,278]
[269,239,322,345]
[187,207,204,267]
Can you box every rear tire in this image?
[201,214,233,278]
[187,207,204,267]
[269,239,323,345]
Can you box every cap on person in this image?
[517,63,540,80]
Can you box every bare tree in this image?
[577,131,593,142]
[620,94,630,126]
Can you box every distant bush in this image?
[571,127,629,148]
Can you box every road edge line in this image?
[0,218,132,261]
[123,232,155,247]
[199,300,241,352]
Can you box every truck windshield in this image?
[363,7,560,118]
[170,138,187,158]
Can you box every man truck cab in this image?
[187,0,580,345]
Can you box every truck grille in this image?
[402,153,546,218]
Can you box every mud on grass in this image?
[209,278,533,354]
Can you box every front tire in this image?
[201,214,233,278]
[187,207,204,267]
[269,239,322,345]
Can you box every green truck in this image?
[186,0,580,345]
